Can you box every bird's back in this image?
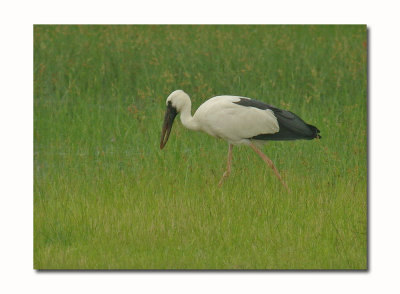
[193,96,280,144]
[231,97,321,141]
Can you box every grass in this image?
[34,25,367,269]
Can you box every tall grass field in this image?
[34,25,367,269]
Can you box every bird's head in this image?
[165,89,190,112]
[160,90,190,149]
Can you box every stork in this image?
[160,90,321,190]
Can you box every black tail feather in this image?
[306,124,321,139]
[250,122,321,141]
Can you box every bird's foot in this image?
[218,170,231,187]
[282,181,291,193]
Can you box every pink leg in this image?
[249,142,290,192]
[218,144,233,187]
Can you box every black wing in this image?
[233,97,321,141]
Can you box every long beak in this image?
[160,104,178,149]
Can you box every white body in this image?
[167,90,279,145]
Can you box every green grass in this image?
[34,25,367,269]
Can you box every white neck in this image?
[179,100,200,131]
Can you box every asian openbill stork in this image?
[160,90,321,190]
